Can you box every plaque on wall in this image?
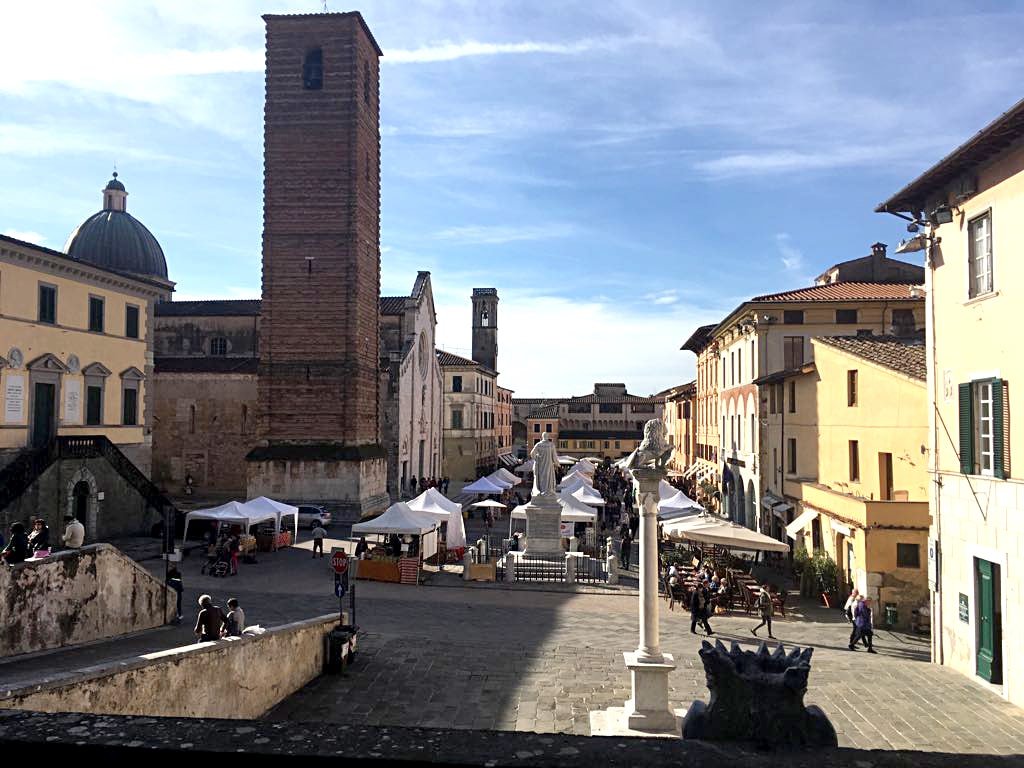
[65,379,82,424]
[4,374,25,423]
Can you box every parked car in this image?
[297,505,331,529]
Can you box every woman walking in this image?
[751,586,775,639]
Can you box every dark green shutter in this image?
[993,379,1006,479]
[959,383,974,475]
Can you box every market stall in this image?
[570,484,606,507]
[489,468,522,486]
[461,476,507,494]
[182,501,277,544]
[242,496,300,551]
[351,502,439,584]
[657,479,703,521]
[406,487,465,562]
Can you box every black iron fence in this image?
[572,555,607,583]
[513,554,567,582]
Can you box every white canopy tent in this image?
[243,496,300,540]
[568,460,595,476]
[470,499,507,509]
[657,479,703,518]
[183,501,277,543]
[662,514,790,553]
[490,468,522,486]
[351,502,441,559]
[570,485,606,507]
[462,476,507,494]
[406,488,466,551]
[511,494,597,523]
[558,474,599,495]
[514,459,534,474]
[558,456,578,465]
[484,472,513,489]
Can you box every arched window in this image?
[303,48,323,90]
[210,337,228,356]
[481,310,489,327]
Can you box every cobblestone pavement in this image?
[4,536,1023,755]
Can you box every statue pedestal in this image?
[523,492,562,555]
[622,650,678,731]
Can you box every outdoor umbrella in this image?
[470,499,507,509]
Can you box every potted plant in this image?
[811,552,839,607]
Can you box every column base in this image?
[621,650,678,732]
[589,706,686,738]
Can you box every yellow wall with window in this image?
[0,242,164,451]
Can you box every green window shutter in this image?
[959,383,974,475]
[993,379,1007,479]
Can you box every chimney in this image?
[870,242,886,279]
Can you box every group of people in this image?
[402,475,449,499]
[1,516,86,565]
[844,589,877,653]
[200,525,242,577]
[193,594,247,642]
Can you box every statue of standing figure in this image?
[530,432,560,498]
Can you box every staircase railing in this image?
[0,442,58,514]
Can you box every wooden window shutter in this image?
[959,382,974,475]
[993,379,1009,479]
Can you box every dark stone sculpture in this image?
[681,640,838,749]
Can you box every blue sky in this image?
[3,1,1022,396]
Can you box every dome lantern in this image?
[103,171,127,212]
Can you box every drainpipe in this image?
[925,228,943,666]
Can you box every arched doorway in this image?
[73,481,90,525]
[746,480,756,530]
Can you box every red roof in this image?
[750,283,919,303]
[436,350,480,367]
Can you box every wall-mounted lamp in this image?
[930,204,955,226]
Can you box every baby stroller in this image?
[210,544,231,578]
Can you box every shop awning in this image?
[663,514,790,553]
[830,521,852,537]
[785,509,818,540]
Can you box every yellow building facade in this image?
[878,97,1024,704]
[778,337,931,629]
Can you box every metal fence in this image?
[572,555,607,583]
[513,554,567,582]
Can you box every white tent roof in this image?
[490,468,521,486]
[243,496,300,539]
[569,460,595,476]
[462,476,507,494]
[657,479,703,517]
[514,459,534,474]
[662,514,790,553]
[512,494,597,523]
[183,501,278,542]
[470,499,507,508]
[558,456,578,465]
[558,474,598,495]
[407,487,462,516]
[484,472,513,489]
[351,502,439,536]
[570,485,606,506]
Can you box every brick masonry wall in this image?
[258,13,382,447]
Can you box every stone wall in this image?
[246,456,387,522]
[154,314,260,358]
[1,456,158,543]
[0,615,336,719]
[0,544,174,658]
[151,372,257,498]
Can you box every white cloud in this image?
[1,228,47,245]
[172,285,260,302]
[432,223,577,246]
[644,289,679,305]
[385,36,641,64]
[774,233,803,272]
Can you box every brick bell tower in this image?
[246,11,388,519]
[471,288,498,373]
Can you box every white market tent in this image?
[470,499,507,509]
[183,500,277,542]
[514,459,534,474]
[569,460,595,476]
[662,514,789,553]
[657,479,703,519]
[351,502,441,559]
[490,468,522,486]
[243,496,300,540]
[558,456,578,465]
[462,476,507,494]
[406,488,466,551]
[558,474,599,495]
[570,485,606,507]
[484,472,514,490]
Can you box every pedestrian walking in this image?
[166,565,184,621]
[311,522,327,558]
[751,586,775,638]
[224,597,246,637]
[194,594,224,643]
[690,582,714,636]
[61,515,85,550]
[227,530,240,576]
[843,589,860,622]
[848,597,877,653]
[619,530,632,570]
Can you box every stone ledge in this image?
[0,711,1015,767]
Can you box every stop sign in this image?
[331,550,349,575]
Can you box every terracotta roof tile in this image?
[380,296,406,315]
[750,283,919,303]
[435,350,480,367]
[816,336,926,381]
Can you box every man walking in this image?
[166,565,184,621]
[619,529,632,570]
[311,522,327,559]
[849,596,877,652]
[61,515,85,550]
[690,582,714,636]
[751,586,775,639]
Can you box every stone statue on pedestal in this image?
[530,432,560,499]
[624,418,672,471]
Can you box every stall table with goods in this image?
[350,502,440,586]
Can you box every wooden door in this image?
[32,382,55,447]
[976,558,997,682]
[879,452,894,501]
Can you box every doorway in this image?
[975,558,1003,684]
[879,452,893,500]
[31,382,56,447]
[73,480,90,525]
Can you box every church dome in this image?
[65,172,168,280]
